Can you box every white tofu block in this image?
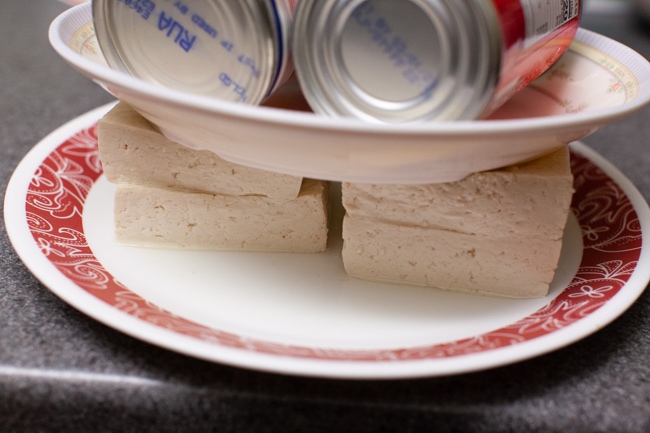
[114,180,329,253]
[342,215,564,298]
[98,102,303,201]
[342,147,573,239]
[341,147,574,298]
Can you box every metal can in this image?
[292,0,581,122]
[92,0,297,105]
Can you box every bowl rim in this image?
[49,3,650,137]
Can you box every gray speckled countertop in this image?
[1,1,649,432]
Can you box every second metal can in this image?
[92,0,296,105]
[292,0,581,122]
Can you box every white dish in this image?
[49,3,650,184]
[4,105,650,379]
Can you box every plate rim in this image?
[4,104,650,379]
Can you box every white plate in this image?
[4,105,650,379]
[49,3,650,184]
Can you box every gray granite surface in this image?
[1,1,649,432]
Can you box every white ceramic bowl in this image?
[49,3,650,183]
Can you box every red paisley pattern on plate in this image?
[25,125,642,361]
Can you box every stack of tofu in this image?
[97,102,329,253]
[98,102,575,298]
[340,148,574,298]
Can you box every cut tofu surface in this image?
[114,179,329,253]
[342,215,565,298]
[342,148,573,240]
[98,102,303,201]
[341,147,574,298]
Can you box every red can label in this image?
[488,0,581,113]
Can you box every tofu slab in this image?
[341,147,574,298]
[98,102,303,201]
[342,215,564,298]
[342,148,573,239]
[114,180,329,253]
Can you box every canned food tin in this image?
[92,0,296,105]
[292,0,581,122]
